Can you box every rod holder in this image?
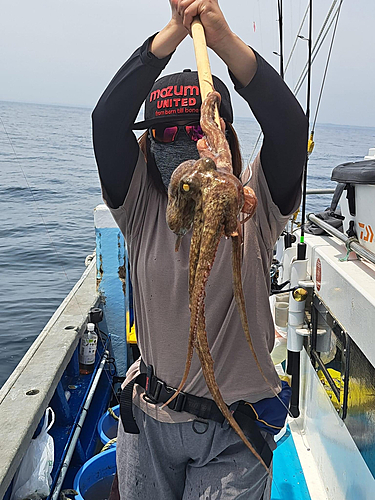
[286,257,308,418]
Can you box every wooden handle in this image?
[191,17,221,127]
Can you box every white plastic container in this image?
[340,185,375,252]
[332,157,375,253]
[79,323,98,375]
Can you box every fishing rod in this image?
[299,0,344,241]
[247,0,338,168]
[286,0,313,419]
[277,0,284,79]
[276,0,297,248]
[294,0,340,97]
[272,2,284,87]
[311,0,343,134]
[299,0,313,252]
[248,0,287,173]
[284,4,309,75]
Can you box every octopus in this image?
[165,91,270,471]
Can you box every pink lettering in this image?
[184,85,199,96]
[150,90,160,101]
[174,85,183,96]
[162,99,172,108]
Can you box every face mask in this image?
[149,130,200,190]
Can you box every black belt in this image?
[120,361,273,467]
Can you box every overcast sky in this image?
[1,0,374,127]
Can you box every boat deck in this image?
[272,425,311,500]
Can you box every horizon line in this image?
[1,98,375,130]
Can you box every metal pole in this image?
[50,350,109,500]
[306,188,335,195]
[308,213,375,264]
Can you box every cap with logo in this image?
[132,69,233,130]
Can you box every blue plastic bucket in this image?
[97,404,119,445]
[73,447,116,500]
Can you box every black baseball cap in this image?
[132,69,233,130]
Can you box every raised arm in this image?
[92,5,187,209]
[177,0,308,215]
[231,52,308,215]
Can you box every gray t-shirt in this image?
[108,151,299,423]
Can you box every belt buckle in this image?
[144,365,163,404]
[167,391,186,412]
[144,379,164,404]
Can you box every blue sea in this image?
[1,100,374,388]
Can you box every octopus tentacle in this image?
[160,220,203,409]
[162,210,224,408]
[241,185,258,220]
[194,315,270,473]
[188,210,203,301]
[199,92,232,174]
[231,232,273,386]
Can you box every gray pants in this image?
[116,405,275,499]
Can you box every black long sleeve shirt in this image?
[92,35,308,215]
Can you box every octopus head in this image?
[166,160,198,246]
[171,158,217,208]
[195,157,217,172]
[166,158,217,251]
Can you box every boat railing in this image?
[308,213,375,265]
[306,188,335,195]
[0,258,99,498]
